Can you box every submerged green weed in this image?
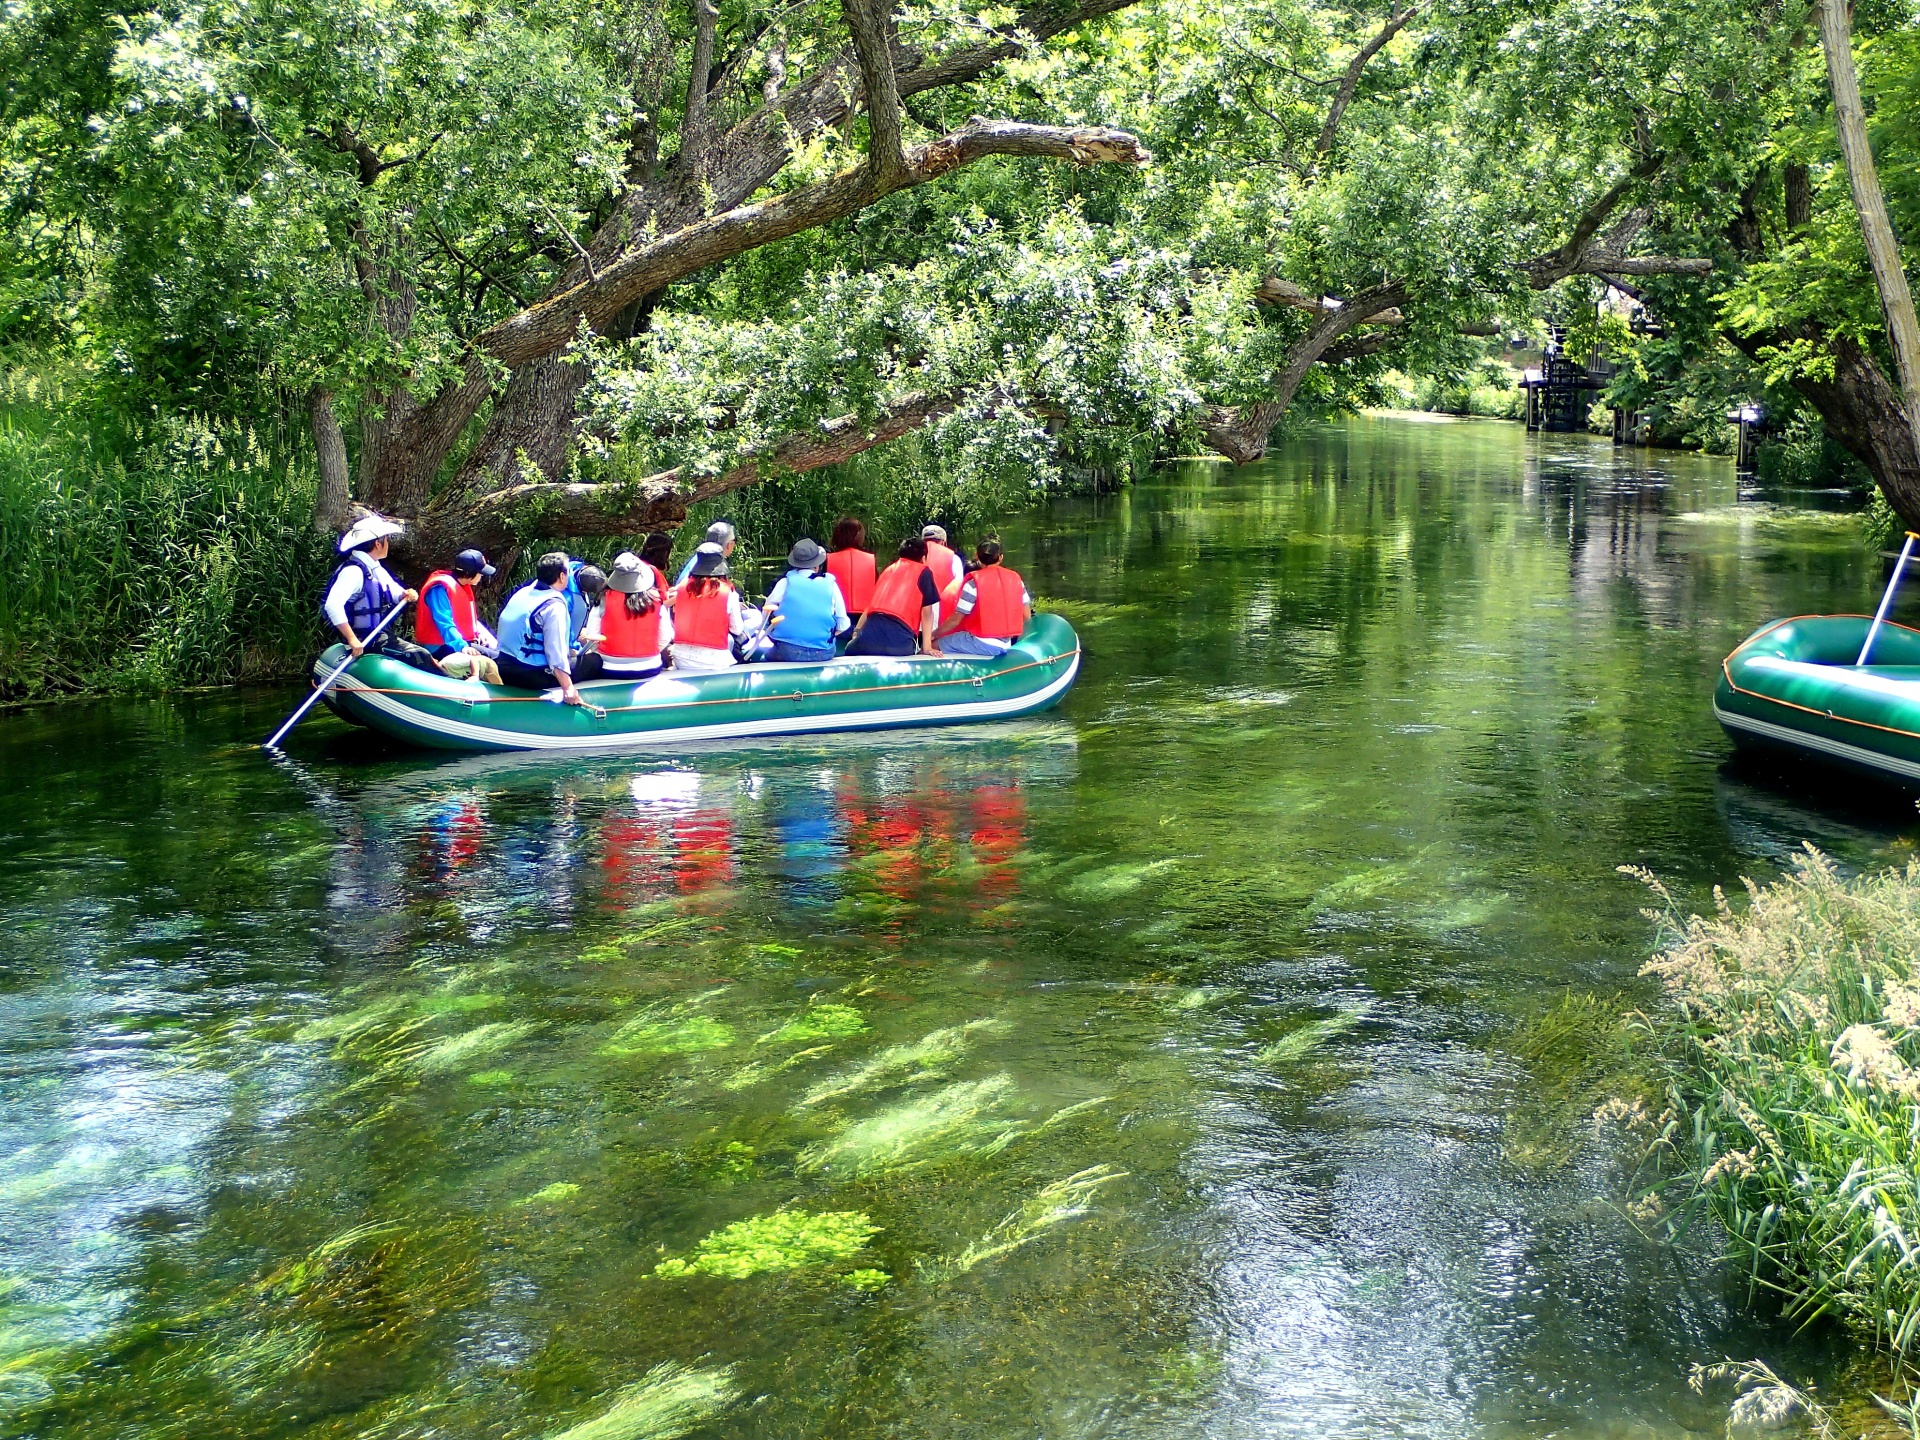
[1257,1007,1366,1066]
[417,1021,535,1074]
[920,1165,1128,1280]
[653,1210,879,1279]
[759,1003,868,1046]
[1061,859,1180,901]
[799,1075,1022,1175]
[797,1018,1004,1108]
[542,1362,737,1440]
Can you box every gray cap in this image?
[608,551,656,595]
[921,524,947,543]
[787,538,826,570]
[704,521,736,547]
[689,542,730,578]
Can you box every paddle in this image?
[263,599,408,750]
[1856,530,1920,667]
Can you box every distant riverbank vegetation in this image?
[1564,855,1920,1366]
[9,0,1920,697]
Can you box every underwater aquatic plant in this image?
[653,1210,879,1279]
[1060,858,1180,901]
[542,1362,737,1440]
[796,1018,1005,1109]
[759,1003,868,1046]
[798,1075,1024,1175]
[919,1165,1128,1280]
[1256,1007,1366,1066]
[518,1182,582,1205]
[417,1021,536,1074]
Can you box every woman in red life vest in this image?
[920,524,966,627]
[583,550,672,677]
[667,543,747,670]
[934,538,1032,657]
[825,516,876,619]
[846,537,942,657]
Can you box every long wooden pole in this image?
[1821,0,1920,453]
[262,600,407,749]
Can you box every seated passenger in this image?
[674,520,736,586]
[584,551,672,678]
[920,523,966,629]
[416,548,503,683]
[934,539,1032,658]
[845,537,940,657]
[825,516,876,620]
[494,551,602,702]
[764,538,850,663]
[668,543,747,671]
[323,514,440,673]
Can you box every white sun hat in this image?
[338,514,405,554]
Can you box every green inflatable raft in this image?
[1714,614,1920,784]
[315,613,1081,753]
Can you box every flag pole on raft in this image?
[263,599,409,750]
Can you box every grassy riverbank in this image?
[0,370,331,702]
[1632,851,1920,1356]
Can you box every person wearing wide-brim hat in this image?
[322,514,442,673]
[763,537,850,664]
[666,542,747,672]
[581,550,674,678]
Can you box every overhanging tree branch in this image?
[1310,3,1420,174]
[842,0,908,182]
[471,118,1150,370]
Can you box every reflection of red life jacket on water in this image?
[601,813,665,904]
[969,784,1026,904]
[959,565,1027,641]
[673,809,734,893]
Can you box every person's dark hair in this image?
[975,538,1004,565]
[898,536,928,562]
[640,532,674,570]
[349,538,380,555]
[830,517,867,552]
[625,590,658,618]
[683,575,723,599]
[536,551,570,586]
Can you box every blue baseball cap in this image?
[453,548,496,578]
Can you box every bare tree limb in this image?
[1311,3,1421,172]
[472,118,1150,370]
[1520,154,1664,286]
[1254,275,1404,324]
[684,0,720,143]
[841,0,908,181]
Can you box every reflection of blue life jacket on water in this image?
[496,583,569,667]
[324,551,405,639]
[772,572,840,650]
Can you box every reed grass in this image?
[0,366,329,700]
[1632,848,1920,1354]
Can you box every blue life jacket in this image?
[563,560,590,644]
[496,583,568,667]
[324,550,404,638]
[771,570,841,651]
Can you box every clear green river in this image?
[2,414,1911,1439]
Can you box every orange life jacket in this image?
[599,567,667,660]
[414,571,477,647]
[959,564,1027,640]
[923,539,965,624]
[825,547,876,613]
[868,559,931,631]
[670,578,736,650]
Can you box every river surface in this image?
[1,415,1911,1440]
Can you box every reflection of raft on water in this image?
[1715,615,1920,786]
[317,613,1081,753]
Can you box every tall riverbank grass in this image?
[1633,850,1920,1354]
[0,369,330,701]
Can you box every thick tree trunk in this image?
[309,387,353,534]
[1820,0,1920,456]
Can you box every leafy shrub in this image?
[1633,850,1920,1353]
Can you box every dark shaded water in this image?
[1,415,1910,1439]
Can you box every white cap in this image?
[338,514,404,553]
